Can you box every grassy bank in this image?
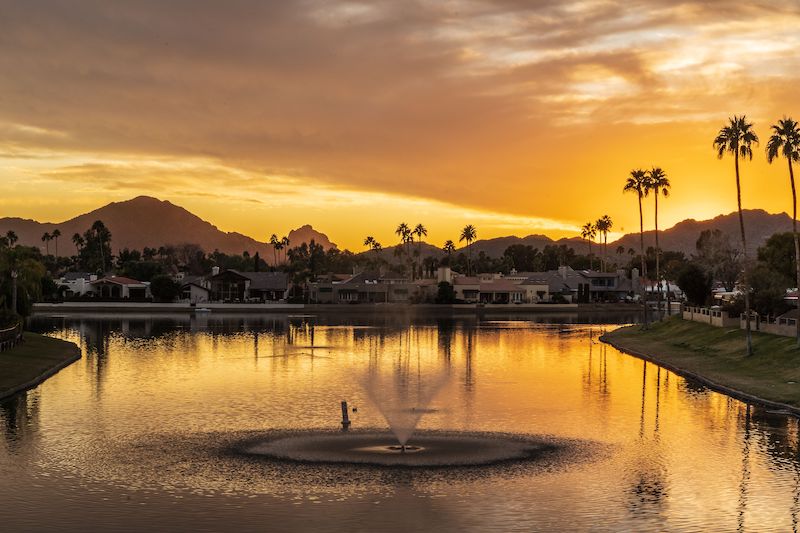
[603,317,800,409]
[0,332,81,400]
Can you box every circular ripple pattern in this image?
[241,431,560,467]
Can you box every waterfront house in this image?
[207,270,289,302]
[55,272,97,297]
[89,276,151,299]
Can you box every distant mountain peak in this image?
[287,224,336,250]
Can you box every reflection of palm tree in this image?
[647,167,670,309]
[714,115,758,356]
[580,222,597,270]
[459,225,477,276]
[766,117,800,346]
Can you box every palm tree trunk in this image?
[638,194,649,328]
[789,158,800,347]
[655,192,662,318]
[736,153,753,356]
[604,233,608,273]
[55,238,58,257]
[587,240,592,270]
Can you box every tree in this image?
[280,236,290,264]
[459,225,477,276]
[580,222,597,270]
[695,229,740,291]
[269,234,279,266]
[72,232,84,255]
[41,232,51,255]
[758,232,795,281]
[676,263,712,306]
[395,223,411,276]
[51,229,61,257]
[749,263,791,317]
[443,240,456,265]
[623,168,650,283]
[253,251,261,272]
[647,167,670,308]
[435,281,456,304]
[91,220,111,273]
[149,274,180,303]
[714,115,759,355]
[413,224,427,278]
[5,231,18,248]
[595,215,612,271]
[766,117,800,346]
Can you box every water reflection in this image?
[0,312,798,531]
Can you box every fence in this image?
[682,306,740,328]
[741,313,798,338]
[0,321,23,352]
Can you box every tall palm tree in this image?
[363,236,376,250]
[580,222,597,270]
[714,115,759,356]
[395,223,411,276]
[91,220,109,273]
[72,232,84,254]
[766,116,800,346]
[623,169,650,283]
[443,240,456,266]
[269,234,279,266]
[647,167,670,312]
[595,216,612,271]
[413,224,427,279]
[459,225,477,276]
[5,230,18,248]
[51,229,61,257]
[281,236,290,264]
[41,232,51,255]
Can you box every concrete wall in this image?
[682,306,739,328]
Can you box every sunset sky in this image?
[0,1,797,250]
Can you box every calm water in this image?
[2,312,800,532]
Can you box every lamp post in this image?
[11,269,18,314]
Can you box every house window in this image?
[511,292,523,302]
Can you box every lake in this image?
[2,312,798,532]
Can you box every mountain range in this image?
[0,196,792,262]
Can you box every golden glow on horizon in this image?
[0,2,797,249]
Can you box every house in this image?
[89,276,151,299]
[207,270,289,302]
[179,276,210,303]
[310,271,418,303]
[55,272,97,297]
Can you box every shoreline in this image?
[601,320,800,416]
[0,333,82,402]
[32,301,641,315]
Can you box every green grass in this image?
[605,317,800,407]
[0,332,81,398]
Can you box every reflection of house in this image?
[208,270,288,302]
[89,276,151,299]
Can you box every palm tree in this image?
[269,234,279,266]
[363,236,375,250]
[281,236,290,264]
[51,229,61,257]
[459,225,477,276]
[395,223,411,275]
[580,222,597,270]
[5,230,18,248]
[91,220,109,273]
[623,169,650,281]
[443,240,456,265]
[413,224,427,278]
[72,232,84,254]
[648,167,670,312]
[714,115,759,356]
[766,117,800,346]
[595,216,612,271]
[41,232,51,255]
